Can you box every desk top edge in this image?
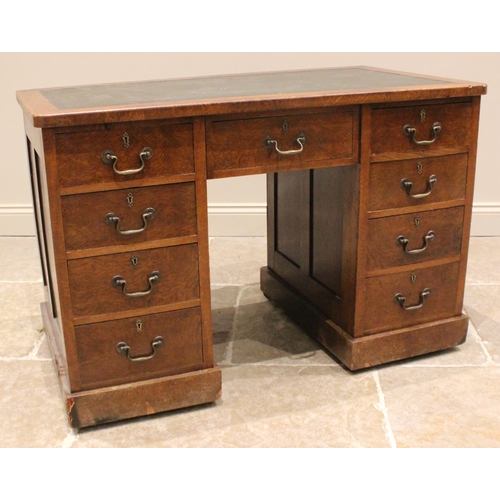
[17,66,487,128]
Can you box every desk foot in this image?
[260,267,469,371]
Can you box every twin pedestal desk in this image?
[17,67,487,428]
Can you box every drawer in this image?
[55,119,195,189]
[75,307,204,390]
[371,102,472,159]
[364,261,461,334]
[369,154,468,212]
[62,182,197,252]
[207,107,358,177]
[68,244,200,319]
[367,206,464,271]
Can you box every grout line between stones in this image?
[373,370,397,448]
[218,285,244,366]
[465,320,495,365]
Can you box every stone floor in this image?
[1,236,500,448]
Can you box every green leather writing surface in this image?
[40,67,450,110]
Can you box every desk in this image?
[17,67,487,428]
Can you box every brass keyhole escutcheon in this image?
[417,162,423,175]
[410,271,417,285]
[127,192,134,208]
[282,120,289,134]
[135,319,143,333]
[414,216,420,228]
[420,109,426,123]
[131,255,139,269]
[123,132,130,148]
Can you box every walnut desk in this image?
[17,67,487,428]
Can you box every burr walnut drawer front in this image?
[207,107,358,177]
[55,119,195,189]
[371,102,472,159]
[75,307,204,390]
[61,182,197,252]
[367,206,464,271]
[369,154,468,212]
[67,244,200,319]
[363,261,461,335]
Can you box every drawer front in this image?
[68,244,200,318]
[371,102,472,158]
[369,154,468,212]
[75,307,204,390]
[62,182,197,252]
[367,207,464,271]
[207,108,357,177]
[364,261,461,334]
[56,120,195,189]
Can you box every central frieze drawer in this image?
[68,244,200,319]
[75,307,204,390]
[207,107,358,177]
[62,183,197,252]
[367,206,464,271]
[55,119,195,189]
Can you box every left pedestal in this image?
[24,116,220,428]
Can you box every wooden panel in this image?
[369,154,468,212]
[207,107,357,177]
[75,308,204,390]
[276,170,302,267]
[61,182,197,252]
[371,102,472,160]
[310,167,345,295]
[68,244,200,319]
[364,261,461,334]
[55,120,195,189]
[367,207,464,271]
[67,367,221,428]
[267,166,355,330]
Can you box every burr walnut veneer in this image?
[17,67,486,428]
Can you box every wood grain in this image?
[369,154,468,212]
[370,101,472,161]
[67,244,200,319]
[61,182,197,252]
[363,261,461,334]
[366,206,464,271]
[207,107,358,177]
[75,307,204,390]
[55,119,195,189]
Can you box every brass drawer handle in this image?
[264,134,306,155]
[395,288,431,311]
[101,147,153,175]
[403,122,442,145]
[401,174,438,199]
[111,270,161,298]
[397,230,435,254]
[116,336,164,362]
[105,207,156,235]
